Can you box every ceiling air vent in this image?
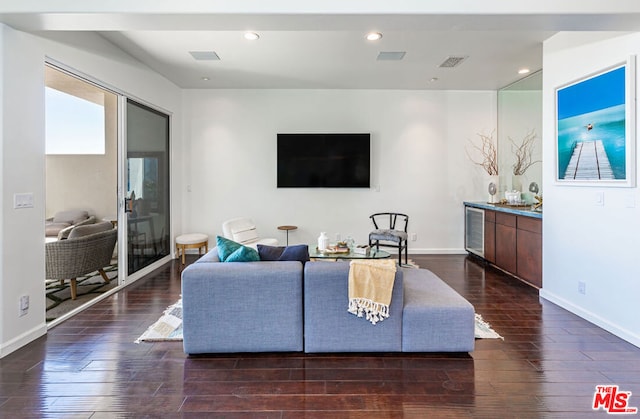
[439,55,468,68]
[377,51,406,61]
[189,51,221,61]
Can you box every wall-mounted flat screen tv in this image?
[277,133,370,188]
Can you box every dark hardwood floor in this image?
[1,254,639,417]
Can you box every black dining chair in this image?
[368,212,409,265]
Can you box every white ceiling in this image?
[3,3,640,90]
[99,28,550,90]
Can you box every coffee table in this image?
[308,246,390,260]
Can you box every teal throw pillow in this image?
[216,236,260,262]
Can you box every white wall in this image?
[182,89,496,252]
[0,24,48,357]
[540,32,640,347]
[0,26,183,357]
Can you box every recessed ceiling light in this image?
[244,32,260,41]
[201,77,210,81]
[518,68,531,75]
[366,32,382,41]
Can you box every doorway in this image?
[44,65,119,321]
[44,65,172,322]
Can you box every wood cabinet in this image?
[466,205,542,288]
[483,210,496,263]
[495,212,517,274]
[516,216,542,287]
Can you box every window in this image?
[45,86,106,155]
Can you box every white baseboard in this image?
[540,289,640,349]
[0,323,47,359]
[406,247,467,255]
[182,248,210,255]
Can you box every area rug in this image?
[402,259,419,269]
[135,299,183,343]
[135,299,504,343]
[474,313,503,339]
[46,263,118,322]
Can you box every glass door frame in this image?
[44,58,173,326]
[117,96,173,284]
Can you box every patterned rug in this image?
[474,313,503,339]
[401,259,419,269]
[46,264,118,321]
[135,299,503,342]
[135,299,183,343]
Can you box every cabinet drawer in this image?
[495,212,516,227]
[518,216,542,234]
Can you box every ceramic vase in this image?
[512,174,523,192]
[317,232,329,250]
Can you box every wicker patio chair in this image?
[45,225,117,300]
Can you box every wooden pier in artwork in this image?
[563,140,614,180]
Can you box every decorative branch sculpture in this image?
[466,131,498,176]
[510,129,540,175]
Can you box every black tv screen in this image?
[277,133,370,188]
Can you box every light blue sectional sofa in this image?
[181,249,475,355]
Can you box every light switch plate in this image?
[14,193,34,209]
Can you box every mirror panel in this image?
[497,71,543,201]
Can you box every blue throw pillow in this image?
[256,244,285,260]
[257,244,310,263]
[216,236,259,262]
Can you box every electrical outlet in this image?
[578,281,586,295]
[410,233,417,241]
[19,295,29,316]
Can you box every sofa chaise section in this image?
[303,261,404,353]
[401,267,475,352]
[181,255,304,354]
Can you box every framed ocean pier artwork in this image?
[556,56,636,187]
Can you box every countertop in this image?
[464,201,542,219]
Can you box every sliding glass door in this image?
[125,100,170,275]
[44,65,119,322]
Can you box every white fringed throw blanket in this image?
[348,259,397,325]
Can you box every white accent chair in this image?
[222,217,278,248]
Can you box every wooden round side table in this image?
[277,225,297,245]
[175,233,209,265]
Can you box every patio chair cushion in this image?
[68,221,114,239]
